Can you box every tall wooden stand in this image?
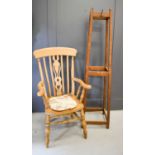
[84,9,113,128]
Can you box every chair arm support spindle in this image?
[72,77,91,102]
[72,77,91,90]
[80,88,85,102]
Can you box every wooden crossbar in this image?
[51,117,81,125]
[86,121,107,125]
[86,107,103,112]
[92,11,110,20]
[87,71,109,77]
[87,66,106,71]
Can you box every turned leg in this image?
[80,109,87,139]
[45,115,50,148]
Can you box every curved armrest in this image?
[37,81,49,108]
[37,81,46,96]
[72,78,91,102]
[72,77,91,89]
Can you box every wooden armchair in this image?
[33,47,91,147]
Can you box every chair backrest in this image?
[33,47,77,97]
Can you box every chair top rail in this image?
[33,47,77,58]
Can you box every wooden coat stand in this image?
[84,9,113,128]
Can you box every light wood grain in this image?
[61,56,65,94]
[33,47,91,147]
[43,58,51,96]
[73,78,91,89]
[49,56,56,96]
[45,115,50,148]
[80,109,87,138]
[34,47,77,58]
[37,81,49,109]
[76,85,81,98]
[71,57,75,95]
[52,55,62,96]
[80,88,85,102]
[66,56,69,93]
[37,59,47,97]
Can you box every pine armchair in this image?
[33,47,91,147]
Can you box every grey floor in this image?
[32,110,123,155]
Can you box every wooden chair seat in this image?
[46,95,83,115]
[49,95,77,111]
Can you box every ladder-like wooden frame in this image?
[84,9,113,128]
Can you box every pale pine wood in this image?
[37,59,47,97]
[34,47,77,58]
[73,77,91,102]
[51,117,80,125]
[80,88,85,102]
[49,56,56,96]
[37,81,46,97]
[43,57,51,96]
[52,55,63,96]
[45,115,50,148]
[60,56,65,94]
[80,109,87,138]
[73,78,91,89]
[66,56,69,93]
[76,85,81,98]
[37,81,49,109]
[50,112,79,119]
[71,57,75,95]
[37,59,44,82]
[33,47,91,147]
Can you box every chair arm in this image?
[72,78,91,90]
[37,81,46,96]
[72,77,91,102]
[37,81,50,108]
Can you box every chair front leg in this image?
[45,115,51,148]
[80,109,87,139]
